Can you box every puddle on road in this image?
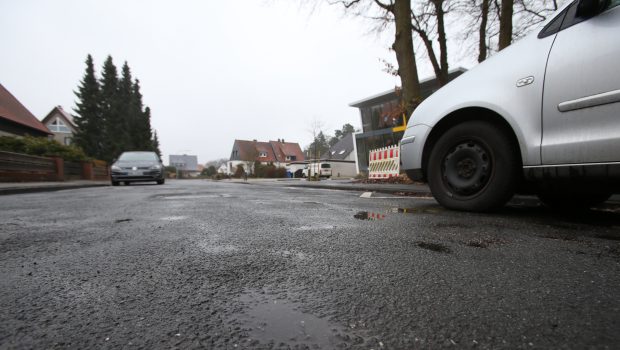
[159,216,188,221]
[196,239,238,253]
[353,206,443,221]
[390,207,443,214]
[353,211,386,221]
[294,224,336,231]
[278,250,309,261]
[234,291,339,348]
[153,192,235,200]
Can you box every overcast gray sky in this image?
[0,0,465,164]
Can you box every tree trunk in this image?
[498,0,513,50]
[434,0,449,85]
[478,0,489,62]
[392,0,421,116]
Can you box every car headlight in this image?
[111,165,121,171]
[150,164,162,170]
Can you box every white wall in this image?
[329,161,357,178]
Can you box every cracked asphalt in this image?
[1,179,619,349]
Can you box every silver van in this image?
[400,0,620,211]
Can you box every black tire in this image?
[123,181,130,186]
[111,181,119,186]
[427,121,519,212]
[537,191,611,210]
[156,178,165,185]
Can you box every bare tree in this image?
[478,0,490,62]
[306,118,326,179]
[460,0,564,60]
[330,0,422,116]
[410,0,452,85]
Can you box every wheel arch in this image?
[420,107,523,180]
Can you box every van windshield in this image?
[321,164,331,168]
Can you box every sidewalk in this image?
[0,180,110,195]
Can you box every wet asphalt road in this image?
[1,179,620,349]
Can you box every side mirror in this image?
[576,0,608,18]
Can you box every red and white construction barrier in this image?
[368,145,400,179]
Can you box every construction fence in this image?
[368,145,400,179]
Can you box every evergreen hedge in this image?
[0,136,89,162]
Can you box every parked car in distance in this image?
[302,162,332,178]
[110,151,165,186]
[400,0,620,211]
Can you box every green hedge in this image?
[0,136,90,162]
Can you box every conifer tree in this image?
[118,61,135,150]
[100,56,123,161]
[132,79,153,150]
[151,129,162,158]
[73,55,103,159]
[73,55,161,162]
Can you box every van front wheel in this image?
[427,121,519,212]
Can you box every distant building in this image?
[349,68,467,171]
[319,132,357,177]
[41,106,77,146]
[217,163,228,174]
[228,139,305,175]
[169,154,199,177]
[0,83,51,138]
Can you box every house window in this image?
[259,152,267,157]
[48,118,71,133]
[285,155,296,161]
[64,137,72,146]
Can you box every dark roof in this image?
[321,133,354,160]
[0,83,51,135]
[349,67,468,108]
[41,106,77,128]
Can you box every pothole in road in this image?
[417,241,451,253]
[232,291,340,348]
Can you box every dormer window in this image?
[48,118,70,133]
[259,152,267,157]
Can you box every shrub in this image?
[0,136,89,162]
[233,164,245,178]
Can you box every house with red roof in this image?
[227,139,305,175]
[0,83,51,138]
[41,106,78,146]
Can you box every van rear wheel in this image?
[427,121,519,212]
